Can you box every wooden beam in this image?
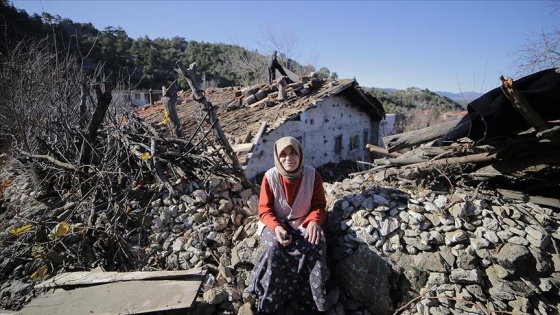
[232,143,254,153]
[253,122,268,145]
[366,144,401,158]
[473,153,560,180]
[177,61,251,188]
[403,152,497,170]
[382,118,462,153]
[498,189,560,209]
[536,125,560,138]
[375,145,460,166]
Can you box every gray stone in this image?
[408,211,426,222]
[444,230,468,246]
[379,217,400,237]
[403,236,432,251]
[424,212,441,226]
[231,239,261,267]
[470,237,489,250]
[356,228,378,245]
[438,248,456,269]
[464,284,486,301]
[428,231,445,245]
[486,266,535,298]
[510,227,526,237]
[494,243,535,275]
[334,244,394,315]
[440,215,455,226]
[528,247,553,274]
[407,203,423,213]
[449,268,481,284]
[508,296,532,313]
[508,236,530,246]
[203,287,226,304]
[246,195,259,215]
[352,211,370,227]
[483,230,500,244]
[374,194,390,206]
[502,217,517,228]
[482,217,500,231]
[449,202,467,218]
[414,252,449,273]
[361,197,375,211]
[455,249,478,269]
[426,272,447,286]
[538,278,554,292]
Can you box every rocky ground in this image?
[1,76,559,314]
[1,141,559,314]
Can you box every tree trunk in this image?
[80,81,112,168]
[162,84,184,137]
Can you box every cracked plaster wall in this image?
[245,95,379,180]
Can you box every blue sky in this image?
[11,0,558,93]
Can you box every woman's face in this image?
[278,145,300,172]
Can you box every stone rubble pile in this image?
[324,172,560,315]
[1,158,559,315]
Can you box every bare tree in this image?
[257,23,300,74]
[0,38,82,154]
[303,50,321,74]
[516,0,560,74]
[225,47,268,85]
[226,25,317,85]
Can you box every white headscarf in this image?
[273,136,304,180]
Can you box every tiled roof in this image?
[138,78,384,145]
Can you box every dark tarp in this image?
[435,68,560,146]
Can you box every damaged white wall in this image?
[378,113,396,147]
[245,95,379,180]
[113,90,162,108]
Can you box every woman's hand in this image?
[274,225,291,246]
[305,221,324,245]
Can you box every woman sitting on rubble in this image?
[248,136,328,315]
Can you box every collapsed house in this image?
[140,76,385,181]
[2,67,560,315]
[382,67,560,201]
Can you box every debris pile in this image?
[230,72,324,110]
[1,68,560,315]
[2,139,559,315]
[324,160,560,315]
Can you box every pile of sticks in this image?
[364,76,560,209]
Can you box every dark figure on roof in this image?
[268,50,288,85]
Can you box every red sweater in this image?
[258,170,327,232]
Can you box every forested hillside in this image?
[0,0,315,89]
[369,87,463,113]
[1,0,467,129]
[367,87,465,132]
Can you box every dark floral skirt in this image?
[248,226,328,313]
